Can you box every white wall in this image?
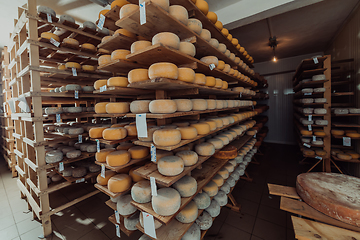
[254,52,323,145]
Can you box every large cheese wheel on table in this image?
[297,173,360,227]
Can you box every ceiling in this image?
[230,0,360,63]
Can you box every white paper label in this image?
[209,64,215,70]
[72,68,77,76]
[101,164,105,178]
[140,3,146,25]
[59,162,64,172]
[312,136,316,142]
[308,125,312,131]
[150,144,156,163]
[142,212,157,239]
[47,13,52,23]
[76,178,85,183]
[100,85,107,92]
[78,134,83,143]
[97,14,105,30]
[96,140,101,152]
[304,93,312,96]
[315,156,322,160]
[136,114,148,138]
[150,177,157,196]
[8,99,16,113]
[115,211,120,224]
[50,38,60,47]
[17,95,30,113]
[239,93,242,98]
[115,224,121,238]
[343,137,351,146]
[313,57,319,64]
[308,115,312,121]
[75,90,79,99]
[303,143,311,148]
[56,114,61,123]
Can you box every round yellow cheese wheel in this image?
[95,102,109,113]
[108,174,132,193]
[153,129,181,146]
[128,146,149,159]
[300,130,312,136]
[346,132,360,138]
[203,180,218,197]
[212,174,224,187]
[96,148,116,163]
[169,5,188,25]
[216,61,225,70]
[98,48,110,55]
[129,167,144,182]
[345,151,360,159]
[119,4,139,19]
[158,156,184,176]
[128,69,149,83]
[149,100,177,113]
[206,11,217,24]
[114,28,136,38]
[175,151,198,166]
[337,153,352,160]
[58,65,66,70]
[130,100,150,113]
[149,62,178,80]
[106,102,130,114]
[41,32,60,42]
[187,18,202,35]
[98,55,111,66]
[81,43,96,52]
[63,38,79,47]
[65,62,81,69]
[196,0,209,14]
[194,73,206,85]
[314,131,326,137]
[221,28,229,37]
[107,77,128,87]
[215,21,223,30]
[124,125,137,136]
[111,49,131,61]
[82,65,95,71]
[102,127,127,140]
[152,32,180,49]
[89,127,107,138]
[205,76,216,87]
[232,38,239,46]
[94,79,108,90]
[200,29,211,42]
[97,170,116,185]
[195,142,215,156]
[207,138,224,150]
[331,129,345,136]
[111,0,130,9]
[214,78,223,88]
[239,47,245,53]
[177,127,198,140]
[227,34,233,41]
[179,42,196,57]
[130,40,152,54]
[178,68,195,83]
[203,120,216,131]
[222,81,228,89]
[106,150,131,166]
[176,200,198,223]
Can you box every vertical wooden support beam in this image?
[323,55,332,172]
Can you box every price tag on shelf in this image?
[115,224,121,238]
[97,14,105,30]
[136,114,148,138]
[313,57,319,64]
[76,178,85,183]
[142,212,157,239]
[74,90,79,99]
[313,136,316,142]
[150,177,157,197]
[308,115,312,121]
[56,113,61,123]
[343,137,351,147]
[308,125,312,131]
[59,162,64,172]
[209,64,216,70]
[150,144,156,163]
[101,164,105,178]
[303,143,311,148]
[115,210,120,224]
[96,139,101,152]
[140,2,146,25]
[304,93,312,96]
[100,85,107,92]
[72,67,77,77]
[78,134,83,143]
[315,156,322,160]
[47,13,52,23]
[49,38,60,47]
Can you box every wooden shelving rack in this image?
[292,55,332,172]
[1,46,17,177]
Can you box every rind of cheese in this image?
[169,5,188,25]
[153,129,181,146]
[94,80,108,90]
[107,77,129,87]
[202,180,218,197]
[191,122,210,135]
[119,4,139,19]
[175,150,198,166]
[174,99,193,112]
[95,148,115,163]
[173,175,197,197]
[149,62,178,80]
[102,127,127,140]
[130,41,152,53]
[128,69,149,83]
[178,68,195,83]
[152,188,181,216]
[176,201,198,223]
[114,28,136,38]
[191,99,208,111]
[129,166,145,182]
[205,76,216,87]
[194,73,206,85]
[158,156,184,176]
[179,42,196,57]
[152,32,180,49]
[128,146,149,159]
[195,142,215,156]
[89,127,107,138]
[149,100,177,113]
[106,102,130,114]
[205,199,221,217]
[106,150,131,166]
[200,29,211,42]
[176,127,198,140]
[187,18,203,35]
[131,180,151,203]
[130,100,151,113]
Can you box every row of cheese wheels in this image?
[302,148,327,158]
[56,61,96,72]
[300,128,326,137]
[295,107,327,115]
[94,99,256,114]
[89,111,257,144]
[331,129,360,138]
[301,137,324,146]
[111,0,254,64]
[331,149,360,160]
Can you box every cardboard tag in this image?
[136,114,148,138]
[343,137,351,146]
[209,64,215,70]
[150,144,156,163]
[115,211,120,223]
[304,93,312,96]
[17,95,30,113]
[75,90,79,99]
[312,136,316,142]
[150,177,157,196]
[100,85,107,92]
[303,143,311,148]
[308,125,312,131]
[59,162,64,172]
[101,164,106,178]
[96,140,101,152]
[56,114,61,123]
[72,68,77,76]
[76,178,85,183]
[315,156,322,160]
[47,13,52,23]
[140,2,146,25]
[97,14,105,30]
[313,57,319,64]
[50,38,60,47]
[142,212,157,239]
[308,115,312,121]
[78,134,83,143]
[115,224,120,238]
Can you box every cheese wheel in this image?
[225,49,231,57]
[196,212,213,230]
[182,223,201,240]
[111,49,131,61]
[114,28,136,38]
[129,166,145,182]
[216,61,225,71]
[128,69,149,83]
[218,168,229,179]
[65,62,81,69]
[195,142,215,156]
[222,81,228,89]
[149,100,177,114]
[337,153,352,160]
[169,5,188,24]
[94,80,108,90]
[124,125,137,136]
[179,42,196,57]
[209,38,219,48]
[106,150,131,166]
[223,64,231,73]
[347,132,360,138]
[227,34,233,41]
[215,21,223,30]
[106,102,130,114]
[226,176,236,187]
[221,28,229,36]
[130,41,152,54]
[117,194,137,215]
[139,0,169,11]
[176,201,198,223]
[149,62,178,80]
[205,199,221,217]
[207,138,224,150]
[314,131,326,137]
[108,174,132,193]
[152,188,181,216]
[206,99,216,110]
[200,29,211,42]
[174,99,193,112]
[191,99,207,111]
[45,150,63,164]
[345,151,360,159]
[193,192,211,210]
[128,146,149,159]
[138,126,161,142]
[58,65,66,70]
[96,148,115,163]
[130,100,150,113]
[63,38,79,47]
[203,180,218,197]
[119,4,139,19]
[196,0,209,14]
[215,100,223,109]
[224,163,235,173]
[194,73,206,85]
[117,142,134,150]
[97,170,116,185]
[152,32,180,49]
[212,174,224,187]
[99,55,112,66]
[153,129,181,146]
[176,127,198,140]
[158,156,184,176]
[188,18,202,35]
[102,127,127,140]
[173,175,197,197]
[202,120,216,131]
[200,56,219,67]
[191,123,210,135]
[331,129,345,136]
[124,212,140,231]
[206,11,217,23]
[111,0,130,9]
[107,77,128,87]
[139,214,163,231]
[214,78,223,88]
[81,65,95,71]
[81,43,96,52]
[175,150,198,166]
[178,68,195,82]
[205,76,216,87]
[131,180,151,203]
[41,32,60,42]
[89,127,107,138]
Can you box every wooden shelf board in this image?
[93,86,153,96]
[293,102,328,106]
[332,113,360,117]
[294,91,324,98]
[292,56,327,82]
[332,135,360,140]
[94,183,130,198]
[108,214,135,237]
[331,155,360,163]
[60,171,99,183]
[97,59,147,73]
[90,136,136,145]
[293,79,329,92]
[105,199,116,211]
[332,122,360,128]
[331,92,354,97]
[97,33,136,52]
[331,80,353,86]
[95,156,149,172]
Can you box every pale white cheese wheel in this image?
[193,192,211,210]
[65,84,82,91]
[220,182,230,194]
[196,212,213,230]
[218,43,226,53]
[226,176,236,187]
[158,156,184,176]
[169,5,188,25]
[182,223,201,240]
[206,99,216,110]
[312,74,326,81]
[195,143,215,156]
[130,100,151,113]
[205,199,221,217]
[214,190,228,207]
[124,212,139,231]
[149,100,177,114]
[131,180,151,203]
[202,180,218,197]
[117,194,137,215]
[174,99,193,112]
[187,18,202,35]
[207,138,224,150]
[152,188,181,216]
[191,99,207,111]
[37,6,56,16]
[66,150,81,159]
[209,38,219,48]
[200,56,218,67]
[173,175,197,197]
[179,42,196,57]
[152,32,180,50]
[45,150,63,164]
[200,29,211,42]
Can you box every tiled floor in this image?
[0,143,309,240]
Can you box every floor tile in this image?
[287,228,296,240]
[205,216,224,238]
[12,210,32,224]
[77,228,110,240]
[16,218,42,235]
[257,204,286,227]
[214,223,251,240]
[237,197,259,216]
[260,192,281,209]
[0,224,19,240]
[225,210,256,234]
[251,235,264,240]
[0,214,16,231]
[252,218,287,240]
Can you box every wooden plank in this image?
[108,214,135,237]
[93,86,152,96]
[292,56,327,82]
[90,136,136,145]
[332,113,360,117]
[293,79,329,92]
[95,183,130,198]
[267,184,300,199]
[94,156,149,172]
[97,59,147,73]
[332,134,360,140]
[97,33,136,52]
[280,197,360,232]
[60,171,99,183]
[292,216,360,240]
[331,155,360,163]
[332,122,360,128]
[105,199,117,211]
[331,92,354,97]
